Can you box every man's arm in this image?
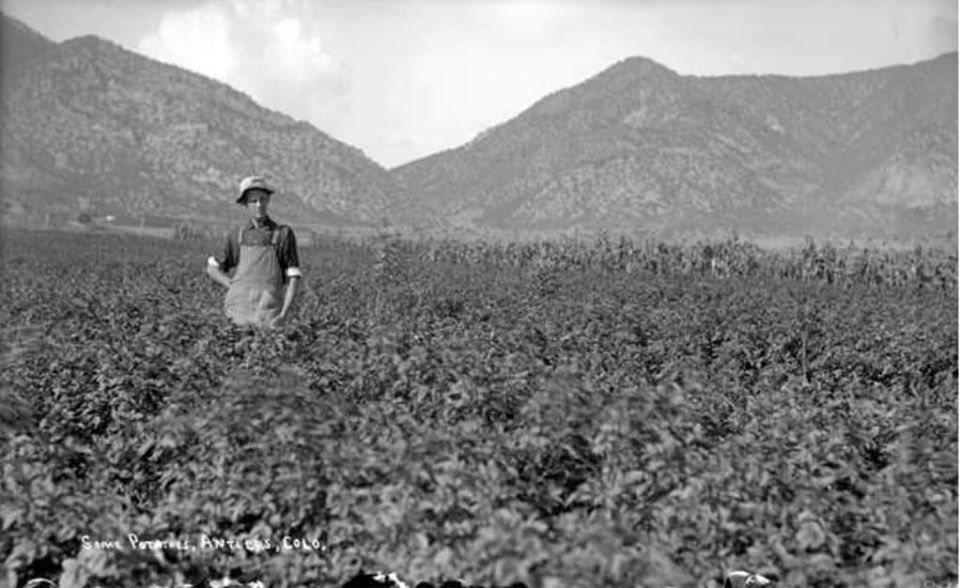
[274,226,302,324]
[278,276,299,320]
[206,262,232,288]
[206,230,239,288]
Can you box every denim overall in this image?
[224,227,283,327]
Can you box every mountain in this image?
[393,53,958,241]
[0,16,406,228]
[1,14,56,82]
[2,13,954,241]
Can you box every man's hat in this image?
[237,176,275,204]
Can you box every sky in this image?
[2,0,957,168]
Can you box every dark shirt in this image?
[208,216,302,279]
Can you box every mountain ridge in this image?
[392,50,957,240]
[0,12,57,99]
[1,12,955,241]
[1,18,410,229]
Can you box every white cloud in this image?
[138,4,237,81]
[267,17,338,80]
[137,0,342,121]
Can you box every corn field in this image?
[354,233,957,292]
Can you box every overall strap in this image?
[237,224,281,247]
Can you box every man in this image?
[206,176,302,328]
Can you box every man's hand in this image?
[267,313,286,329]
[206,264,232,289]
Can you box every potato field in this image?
[1,229,957,588]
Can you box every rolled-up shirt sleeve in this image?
[279,227,302,279]
[208,230,239,272]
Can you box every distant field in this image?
[100,223,176,239]
[1,229,956,588]
[9,208,953,253]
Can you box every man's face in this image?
[245,190,270,221]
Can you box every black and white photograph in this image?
[0,0,956,587]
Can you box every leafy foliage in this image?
[1,230,956,588]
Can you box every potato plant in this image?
[1,230,956,588]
